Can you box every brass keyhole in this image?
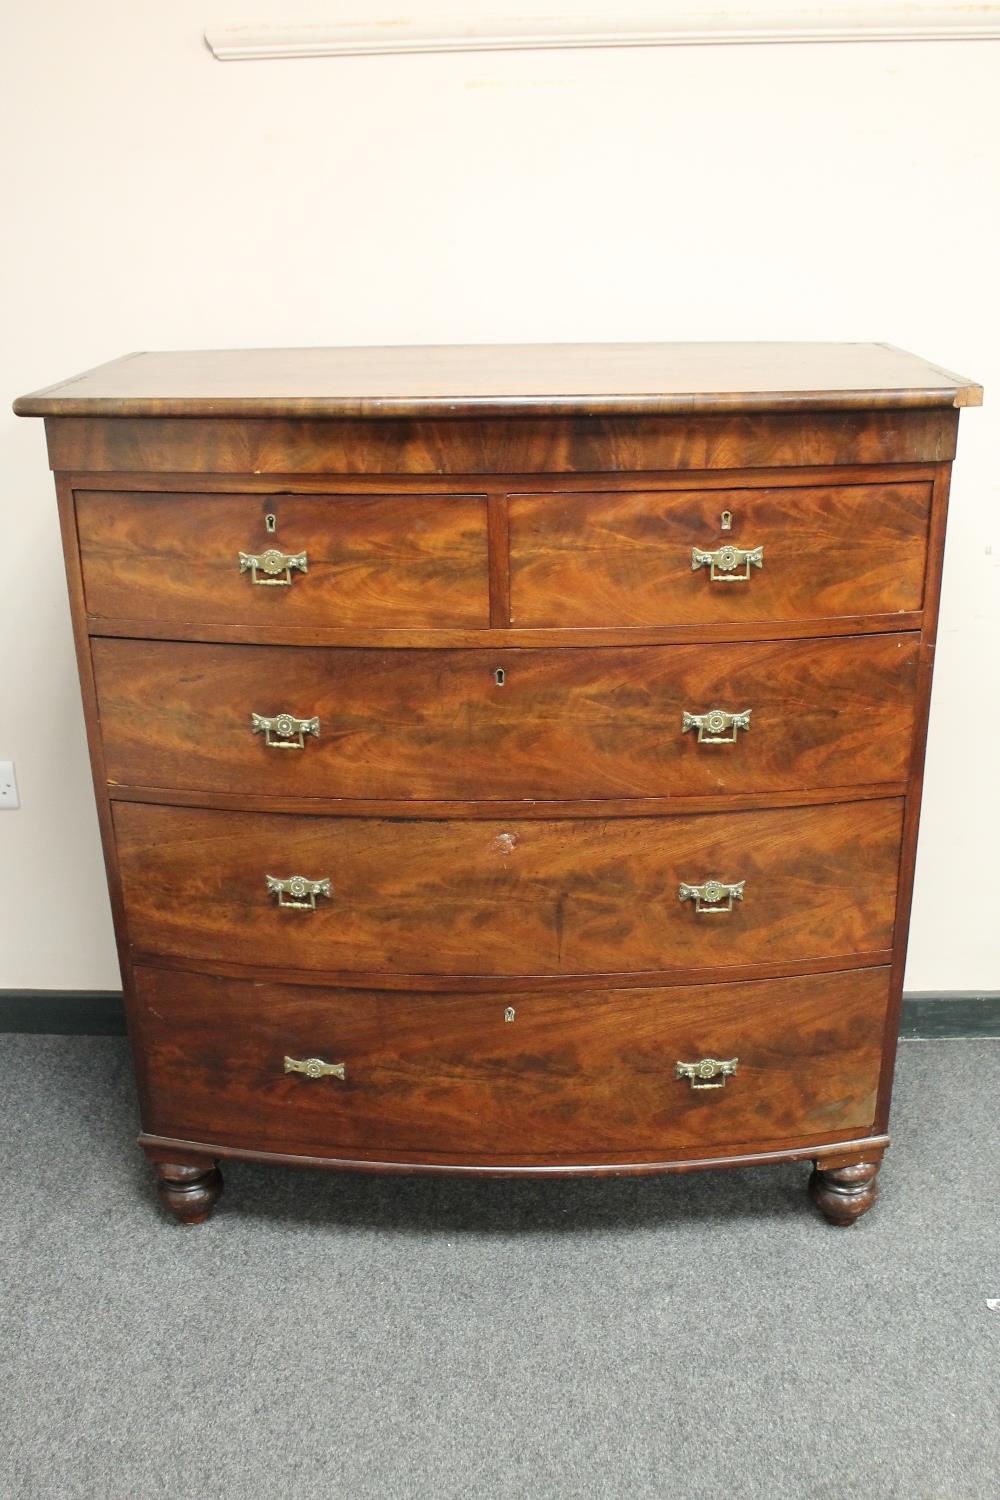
[720,510,733,532]
[504,1007,516,1023]
[265,512,278,534]
[494,668,506,687]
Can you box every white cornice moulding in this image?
[205,5,1000,60]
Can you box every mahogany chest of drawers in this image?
[16,342,981,1226]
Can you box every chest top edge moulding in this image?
[205,3,1000,60]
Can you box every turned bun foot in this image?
[155,1161,223,1224]
[809,1159,880,1227]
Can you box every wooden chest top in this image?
[14,341,981,419]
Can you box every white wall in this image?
[2,2,998,991]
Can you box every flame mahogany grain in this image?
[112,799,904,978]
[131,965,890,1164]
[508,482,931,627]
[41,408,958,477]
[92,633,920,803]
[76,490,490,630]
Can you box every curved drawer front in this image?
[94,633,919,801]
[76,490,490,628]
[509,482,931,627]
[132,965,889,1162]
[114,800,903,977]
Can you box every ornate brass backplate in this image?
[251,711,321,749]
[682,707,752,744]
[238,548,308,586]
[675,1057,739,1090]
[678,878,746,913]
[284,1055,346,1081]
[265,874,332,910]
[691,543,763,581]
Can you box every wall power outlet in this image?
[0,761,19,809]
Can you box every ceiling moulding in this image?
[205,5,1000,60]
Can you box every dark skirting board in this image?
[2,989,998,1040]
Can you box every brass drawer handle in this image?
[682,708,752,744]
[251,712,321,749]
[265,874,331,910]
[284,1055,346,1081]
[691,543,763,582]
[239,548,308,586]
[678,878,745,913]
[676,1057,739,1090]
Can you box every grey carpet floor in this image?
[0,1036,997,1500]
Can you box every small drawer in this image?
[114,800,903,978]
[93,633,919,801]
[508,481,931,627]
[132,965,889,1162]
[75,490,490,629]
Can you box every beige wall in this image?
[2,2,997,990]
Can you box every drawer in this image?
[94,634,919,800]
[132,965,889,1161]
[508,481,931,627]
[75,490,490,628]
[114,800,903,977]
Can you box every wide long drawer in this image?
[75,490,490,628]
[93,634,919,801]
[509,481,931,627]
[114,800,903,977]
[132,964,889,1161]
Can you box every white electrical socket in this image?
[0,761,19,809]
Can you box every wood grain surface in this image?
[509,481,931,626]
[76,490,490,628]
[15,342,981,417]
[76,613,929,651]
[113,800,904,977]
[93,633,920,802]
[131,964,890,1161]
[45,408,959,475]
